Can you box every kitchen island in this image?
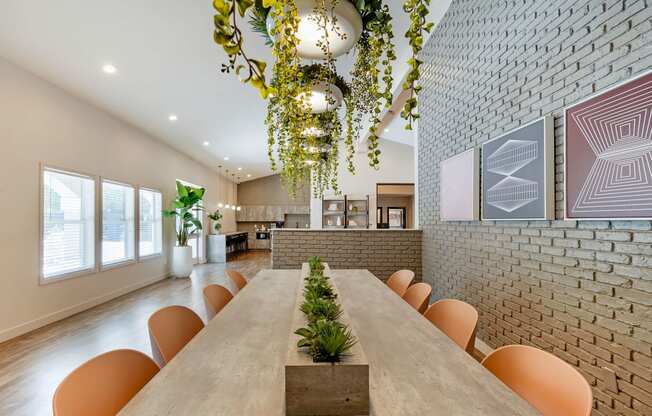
[271,228,422,281]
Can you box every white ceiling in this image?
[0,0,451,182]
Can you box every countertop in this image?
[271,228,422,232]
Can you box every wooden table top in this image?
[119,268,539,416]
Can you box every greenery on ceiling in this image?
[212,0,434,197]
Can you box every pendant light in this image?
[217,165,225,208]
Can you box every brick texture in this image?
[419,1,652,415]
[271,230,422,281]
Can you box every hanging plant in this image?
[212,0,434,196]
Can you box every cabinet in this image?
[322,195,369,229]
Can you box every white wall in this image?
[0,57,236,342]
[310,139,415,228]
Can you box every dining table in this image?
[119,267,540,415]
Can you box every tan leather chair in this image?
[386,270,415,297]
[203,284,234,320]
[226,270,248,293]
[148,306,204,367]
[482,345,593,416]
[424,299,478,354]
[53,349,159,416]
[401,282,432,314]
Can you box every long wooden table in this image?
[119,269,539,415]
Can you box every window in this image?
[101,181,135,266]
[41,168,95,279]
[139,188,163,258]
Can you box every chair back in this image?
[424,299,478,353]
[401,282,432,314]
[386,270,415,297]
[53,349,159,416]
[148,305,204,367]
[203,284,234,320]
[481,345,593,416]
[226,270,247,292]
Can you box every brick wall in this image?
[271,230,422,281]
[419,1,652,415]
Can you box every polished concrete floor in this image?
[0,251,271,416]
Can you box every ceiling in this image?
[0,0,451,182]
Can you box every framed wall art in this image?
[440,148,479,221]
[565,71,652,220]
[481,115,555,220]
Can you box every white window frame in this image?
[39,165,99,285]
[137,186,164,261]
[100,178,137,271]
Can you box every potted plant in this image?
[208,209,223,234]
[162,181,206,278]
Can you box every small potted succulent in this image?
[208,209,223,234]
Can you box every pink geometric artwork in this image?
[565,71,652,219]
[440,148,479,221]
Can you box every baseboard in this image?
[475,337,493,356]
[0,272,171,344]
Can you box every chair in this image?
[481,345,593,416]
[203,284,234,320]
[148,306,204,367]
[424,299,478,354]
[386,270,415,297]
[401,282,432,314]
[53,349,159,416]
[226,270,248,293]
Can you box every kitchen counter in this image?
[271,229,422,280]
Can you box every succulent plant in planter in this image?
[295,319,357,363]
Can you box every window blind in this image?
[42,169,95,279]
[102,181,135,266]
[139,188,162,257]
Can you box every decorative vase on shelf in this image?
[171,246,193,278]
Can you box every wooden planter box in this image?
[285,264,370,416]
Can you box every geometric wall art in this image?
[440,148,479,221]
[482,115,555,220]
[565,71,652,220]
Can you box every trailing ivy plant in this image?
[212,0,434,194]
[401,0,435,130]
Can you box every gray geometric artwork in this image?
[482,116,554,220]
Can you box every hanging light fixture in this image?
[212,0,435,196]
[265,0,363,59]
[236,176,242,211]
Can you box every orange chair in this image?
[226,270,248,293]
[386,270,415,297]
[481,345,592,416]
[53,349,159,416]
[424,299,478,354]
[203,284,234,320]
[401,282,432,314]
[148,306,204,367]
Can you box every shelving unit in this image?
[346,195,369,229]
[322,195,369,229]
[322,197,346,228]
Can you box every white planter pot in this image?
[266,0,363,59]
[171,246,193,278]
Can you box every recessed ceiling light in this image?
[237,167,243,171]
[223,156,230,161]
[168,114,178,122]
[102,64,117,74]
[384,128,389,133]
[247,174,252,178]
[203,141,210,146]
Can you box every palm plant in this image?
[162,181,206,247]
